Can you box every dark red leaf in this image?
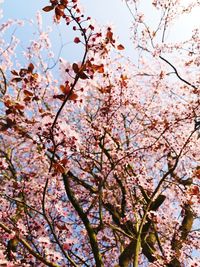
[23,96,31,102]
[50,0,58,4]
[19,69,28,77]
[61,0,68,5]
[117,44,125,50]
[190,186,199,195]
[11,77,22,83]
[28,63,34,73]
[24,90,33,97]
[72,63,79,74]
[68,92,78,100]
[14,103,25,110]
[55,7,64,16]
[11,70,18,76]
[60,84,71,95]
[79,72,89,80]
[53,94,65,101]
[43,6,54,12]
[58,4,65,9]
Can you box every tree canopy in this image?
[0,0,200,266]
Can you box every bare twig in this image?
[159,56,198,90]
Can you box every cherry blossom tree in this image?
[0,0,200,266]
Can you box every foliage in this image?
[0,0,200,266]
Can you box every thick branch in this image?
[0,67,7,95]
[168,204,194,267]
[62,171,104,267]
[118,194,166,266]
[119,239,136,267]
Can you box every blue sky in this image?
[0,0,135,63]
[1,0,199,66]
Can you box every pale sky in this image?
[1,0,199,62]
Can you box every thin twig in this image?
[159,56,198,90]
[0,222,61,267]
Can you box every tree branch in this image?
[0,222,61,267]
[63,171,104,267]
[159,56,197,90]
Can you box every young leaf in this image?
[11,70,18,76]
[42,6,54,12]
[11,77,22,83]
[60,84,70,95]
[117,44,125,50]
[68,92,78,100]
[72,63,79,74]
[79,72,89,80]
[55,7,64,17]
[28,63,34,73]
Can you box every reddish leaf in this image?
[72,63,79,74]
[4,99,11,108]
[97,65,104,73]
[106,30,113,42]
[117,44,125,50]
[194,168,200,179]
[24,90,33,97]
[60,158,68,166]
[79,72,89,80]
[50,0,58,4]
[43,6,54,12]
[55,7,64,17]
[28,63,34,73]
[56,14,61,20]
[11,77,22,83]
[53,94,65,101]
[31,73,39,80]
[19,69,28,77]
[61,0,68,4]
[58,4,65,9]
[23,96,31,102]
[68,92,78,100]
[60,84,70,95]
[14,103,25,110]
[99,85,112,94]
[57,223,67,230]
[63,243,70,250]
[53,163,65,173]
[11,70,18,76]
[92,64,104,73]
[190,186,199,195]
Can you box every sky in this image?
[0,0,134,62]
[0,0,199,63]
